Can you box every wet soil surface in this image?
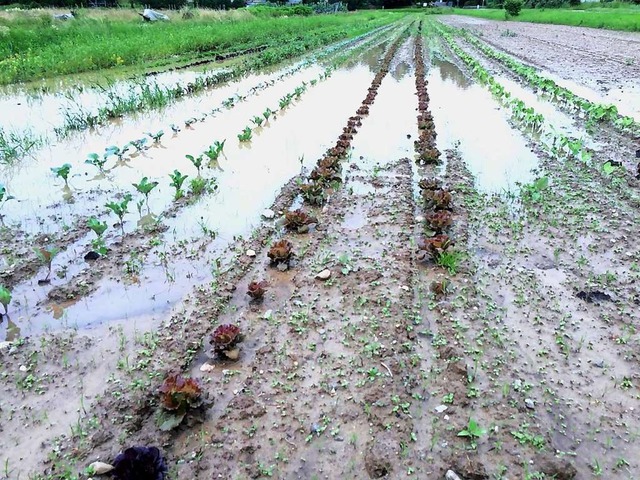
[1,20,640,480]
[440,15,640,117]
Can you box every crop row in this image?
[446,24,639,135]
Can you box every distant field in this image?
[0,8,401,85]
[452,6,640,31]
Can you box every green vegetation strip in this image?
[0,10,405,85]
[451,5,640,32]
[446,24,639,135]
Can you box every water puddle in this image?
[1,62,378,340]
[427,59,540,193]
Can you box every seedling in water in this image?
[145,130,164,143]
[106,193,133,237]
[284,209,317,233]
[0,285,11,314]
[157,374,203,431]
[0,183,15,218]
[186,154,204,176]
[34,245,60,283]
[132,177,159,211]
[189,177,217,197]
[88,217,108,256]
[457,418,486,449]
[85,153,108,173]
[128,138,148,152]
[51,163,72,186]
[170,123,181,134]
[268,239,294,270]
[263,108,274,122]
[211,324,244,360]
[105,144,129,162]
[238,127,252,142]
[169,170,188,200]
[251,116,264,127]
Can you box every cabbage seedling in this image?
[88,217,108,256]
[251,116,263,127]
[128,138,148,152]
[133,177,159,211]
[51,163,72,186]
[237,127,252,142]
[169,170,188,200]
[186,154,204,176]
[105,145,129,162]
[106,193,133,237]
[85,153,108,173]
[145,130,164,143]
[34,245,60,283]
[0,285,11,314]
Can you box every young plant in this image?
[417,234,453,262]
[284,209,317,234]
[237,126,252,142]
[211,324,244,360]
[34,245,60,283]
[457,418,486,449]
[426,211,452,233]
[186,154,204,176]
[157,374,203,431]
[0,183,15,216]
[88,217,108,256]
[51,163,72,186]
[0,285,11,315]
[247,280,268,302]
[430,279,451,298]
[169,170,188,200]
[112,446,167,480]
[105,144,129,162]
[268,239,294,270]
[133,177,159,211]
[299,182,326,206]
[263,108,274,122]
[85,153,108,173]
[128,138,148,152]
[189,177,217,197]
[251,116,264,127]
[145,130,164,143]
[106,193,133,237]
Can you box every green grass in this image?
[452,5,640,31]
[0,9,404,85]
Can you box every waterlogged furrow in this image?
[449,24,639,134]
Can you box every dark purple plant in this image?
[112,446,167,480]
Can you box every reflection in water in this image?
[434,59,472,89]
[391,61,411,81]
[428,60,539,193]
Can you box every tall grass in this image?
[0,9,403,85]
[452,6,640,31]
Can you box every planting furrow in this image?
[0,30,413,478]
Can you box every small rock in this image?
[84,251,101,261]
[261,209,275,220]
[246,249,256,258]
[435,405,448,413]
[593,360,605,368]
[400,285,410,292]
[525,398,535,410]
[415,215,424,222]
[88,461,114,475]
[200,363,215,372]
[19,365,28,372]
[0,341,12,351]
[446,470,462,480]
[316,269,331,280]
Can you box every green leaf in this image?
[0,285,11,310]
[602,162,617,176]
[87,217,108,237]
[158,411,186,431]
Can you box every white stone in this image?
[261,209,275,219]
[316,269,332,280]
[435,405,448,413]
[246,249,256,257]
[19,365,27,372]
[89,462,114,475]
[200,363,215,372]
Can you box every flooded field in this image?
[1,13,640,480]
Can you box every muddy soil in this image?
[439,15,640,118]
[2,18,640,480]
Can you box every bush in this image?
[504,0,522,16]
